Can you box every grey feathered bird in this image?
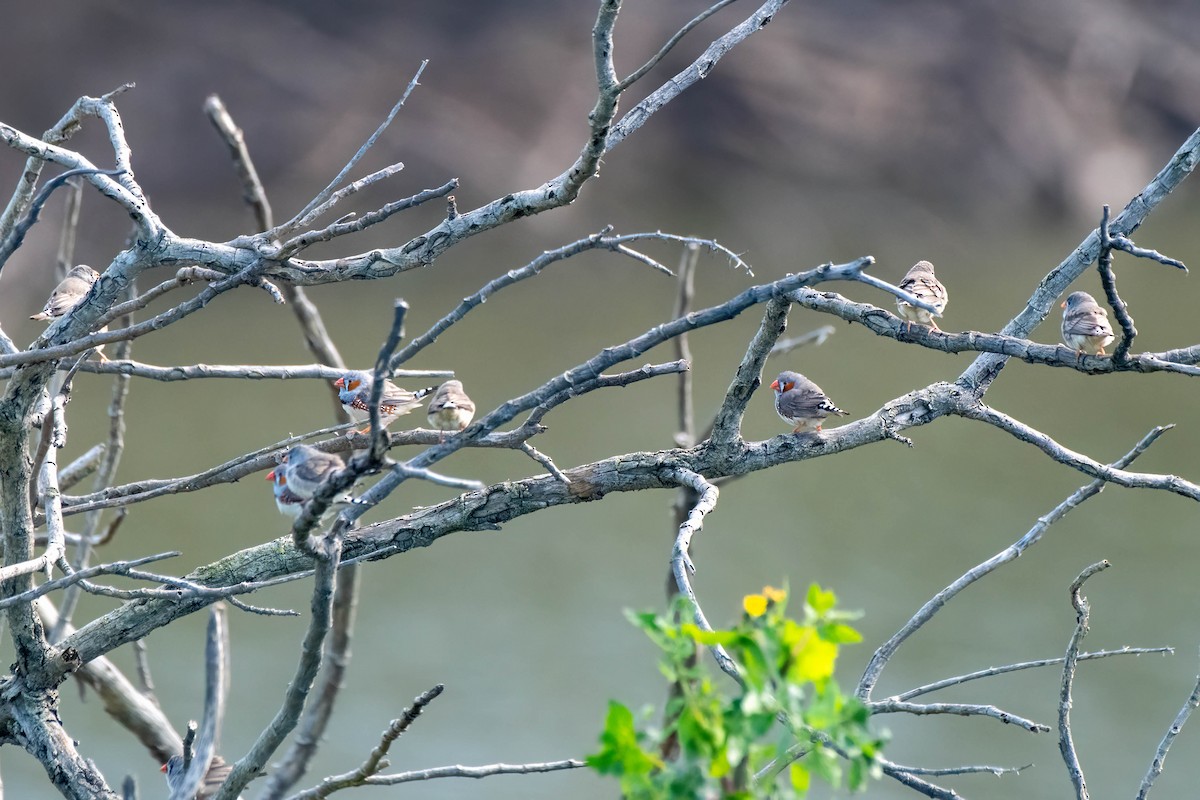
[426,379,476,441]
[280,444,347,499]
[333,370,434,433]
[770,370,848,433]
[895,260,948,332]
[1060,291,1114,356]
[30,265,99,321]
[267,464,354,518]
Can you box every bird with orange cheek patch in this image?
[333,370,434,433]
[770,370,848,434]
[266,448,357,521]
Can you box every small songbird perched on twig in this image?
[426,379,476,442]
[1060,291,1115,357]
[266,462,355,519]
[30,264,108,360]
[770,370,848,434]
[30,264,99,321]
[278,444,348,499]
[895,260,948,332]
[333,370,434,433]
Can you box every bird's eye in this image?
[784,382,795,392]
[348,380,361,391]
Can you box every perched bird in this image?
[280,444,347,499]
[266,466,355,520]
[30,264,107,360]
[1060,291,1114,357]
[30,265,99,321]
[426,380,476,441]
[266,467,306,519]
[161,754,237,800]
[895,260,948,332]
[770,370,849,433]
[334,370,433,433]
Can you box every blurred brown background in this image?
[2,1,1200,798]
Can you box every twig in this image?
[218,540,342,799]
[270,61,428,245]
[259,570,363,799]
[281,181,457,254]
[132,638,156,699]
[518,443,570,484]
[56,174,84,272]
[0,552,180,611]
[389,462,485,493]
[870,700,1049,733]
[885,762,1032,777]
[1137,652,1200,799]
[664,468,738,680]
[1059,560,1110,800]
[673,244,699,446]
[962,406,1200,501]
[360,759,587,787]
[388,228,749,370]
[204,94,273,232]
[168,605,228,800]
[1096,205,1138,364]
[606,0,789,152]
[0,361,451,382]
[0,168,123,267]
[768,325,836,356]
[0,86,149,268]
[893,647,1174,702]
[709,296,790,446]
[287,684,446,799]
[58,444,106,490]
[182,722,198,769]
[858,426,1169,700]
[617,0,740,91]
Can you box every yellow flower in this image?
[743,593,768,617]
[763,585,787,604]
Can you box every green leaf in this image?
[681,623,740,647]
[819,622,862,644]
[806,583,836,615]
[588,701,662,777]
[790,761,811,793]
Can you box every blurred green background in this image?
[2,1,1200,797]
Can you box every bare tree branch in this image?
[1059,560,1110,800]
[1137,653,1200,800]
[858,425,1170,700]
[286,684,445,799]
[870,700,1049,733]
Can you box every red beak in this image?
[334,377,345,388]
[266,470,275,480]
[769,379,780,391]
[160,763,168,773]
